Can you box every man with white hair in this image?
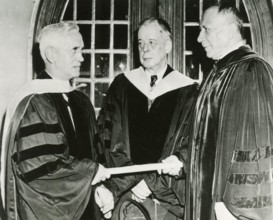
[1,22,112,220]
[97,17,198,219]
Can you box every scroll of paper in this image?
[107,162,182,175]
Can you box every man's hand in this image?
[131,180,151,203]
[95,185,114,219]
[92,164,111,185]
[159,155,183,176]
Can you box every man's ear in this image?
[44,46,56,64]
[165,39,172,54]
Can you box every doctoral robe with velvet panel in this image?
[187,46,273,220]
[3,78,102,220]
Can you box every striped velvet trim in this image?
[231,194,273,208]
[228,168,273,185]
[18,123,62,138]
[12,144,67,163]
[232,146,273,162]
[18,159,64,183]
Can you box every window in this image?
[60,0,251,110]
[61,0,130,112]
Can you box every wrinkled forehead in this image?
[138,21,166,39]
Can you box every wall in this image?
[0,0,39,128]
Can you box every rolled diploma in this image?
[107,162,182,175]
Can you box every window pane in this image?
[186,55,199,79]
[61,0,130,112]
[77,83,91,98]
[225,0,236,6]
[95,25,110,49]
[95,83,109,107]
[96,0,110,20]
[114,25,128,49]
[63,0,73,20]
[80,53,91,78]
[114,0,128,20]
[114,54,127,76]
[244,27,252,47]
[95,54,109,78]
[186,0,199,22]
[186,27,199,51]
[79,24,91,49]
[77,0,92,20]
[203,0,213,11]
[239,0,249,22]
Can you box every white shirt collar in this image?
[145,64,168,85]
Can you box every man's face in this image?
[138,22,171,73]
[53,32,84,80]
[197,7,231,60]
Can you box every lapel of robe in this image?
[1,72,75,209]
[36,71,78,154]
[124,65,197,101]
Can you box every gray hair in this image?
[139,17,172,40]
[38,22,80,60]
[213,3,244,37]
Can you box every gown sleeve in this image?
[97,75,141,198]
[143,85,198,217]
[218,58,273,220]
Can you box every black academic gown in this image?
[98,65,198,217]
[3,72,103,220]
[186,46,273,220]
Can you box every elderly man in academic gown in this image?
[97,17,198,219]
[0,22,111,220]
[163,3,273,220]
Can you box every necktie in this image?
[62,93,75,130]
[150,75,158,87]
[148,75,158,111]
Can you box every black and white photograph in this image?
[0,0,273,219]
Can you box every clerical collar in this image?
[145,64,168,85]
[216,40,247,61]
